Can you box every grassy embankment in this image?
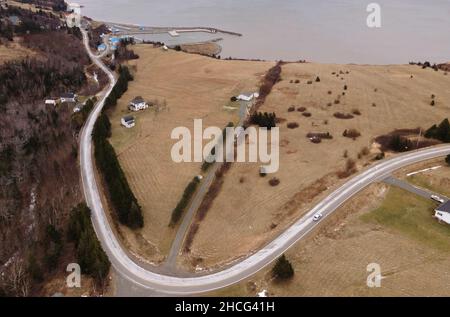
[361,187,450,252]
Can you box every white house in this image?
[121,116,135,128]
[45,99,58,106]
[236,92,260,102]
[435,201,450,225]
[129,96,148,111]
[60,93,77,103]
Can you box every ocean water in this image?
[77,0,450,64]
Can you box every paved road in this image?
[164,163,220,270]
[79,28,450,295]
[165,100,253,270]
[383,176,448,201]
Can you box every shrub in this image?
[288,106,295,112]
[343,129,361,139]
[302,112,312,117]
[352,109,361,115]
[372,103,377,107]
[360,146,370,156]
[287,122,299,129]
[327,102,332,107]
[230,96,237,102]
[297,107,306,112]
[375,152,385,160]
[315,76,320,82]
[334,99,340,104]
[446,154,450,166]
[269,177,280,186]
[344,85,348,90]
[307,80,313,85]
[334,112,354,119]
[272,255,294,280]
[328,90,332,95]
[431,100,435,106]
[337,158,357,178]
[306,132,333,140]
[294,79,300,84]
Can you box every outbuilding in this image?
[236,92,259,102]
[45,98,59,106]
[121,116,135,128]
[60,93,77,103]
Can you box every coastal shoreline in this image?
[97,21,242,37]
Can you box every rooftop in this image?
[61,93,76,98]
[436,200,450,213]
[131,96,145,104]
[123,116,135,122]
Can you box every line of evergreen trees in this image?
[251,111,277,129]
[425,118,450,143]
[170,177,200,227]
[93,113,144,229]
[103,65,133,111]
[93,65,143,229]
[67,203,110,283]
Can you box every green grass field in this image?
[361,186,450,252]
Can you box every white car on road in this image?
[431,195,445,204]
[313,213,323,221]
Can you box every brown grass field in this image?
[183,62,450,269]
[400,159,450,198]
[180,42,221,57]
[208,183,450,296]
[108,45,272,262]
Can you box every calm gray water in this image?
[77,0,450,64]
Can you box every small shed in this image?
[121,116,135,128]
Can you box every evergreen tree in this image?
[272,254,294,280]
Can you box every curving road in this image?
[79,29,450,295]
